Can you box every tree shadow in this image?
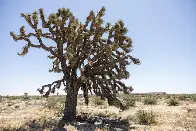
[73,116,135,131]
[1,116,136,131]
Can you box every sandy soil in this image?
[0,96,196,131]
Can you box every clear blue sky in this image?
[0,0,195,95]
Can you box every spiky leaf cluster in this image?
[10,7,140,107]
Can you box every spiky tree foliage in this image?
[10,7,140,122]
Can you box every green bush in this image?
[143,96,157,105]
[167,98,179,106]
[136,110,156,125]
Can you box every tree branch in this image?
[37,78,65,97]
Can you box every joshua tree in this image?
[10,7,140,122]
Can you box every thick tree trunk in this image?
[62,84,78,123]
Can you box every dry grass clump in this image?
[135,109,156,125]
[0,116,79,131]
[174,107,196,130]
[178,94,189,101]
[14,105,20,109]
[167,97,179,106]
[45,97,58,109]
[24,116,58,130]
[170,94,196,102]
[45,96,65,110]
[0,95,2,103]
[121,94,136,109]
[190,94,196,101]
[44,96,65,117]
[93,96,105,105]
[143,96,157,105]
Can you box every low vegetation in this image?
[93,96,105,106]
[143,96,157,105]
[121,94,136,109]
[135,109,156,125]
[0,94,196,130]
[167,97,179,106]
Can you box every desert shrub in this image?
[190,94,196,101]
[177,94,196,101]
[121,94,136,108]
[46,96,65,117]
[136,109,156,125]
[8,96,19,100]
[133,95,142,102]
[15,105,20,109]
[178,95,188,101]
[164,94,171,100]
[167,98,179,106]
[125,99,136,108]
[45,96,66,117]
[93,96,104,105]
[143,96,157,105]
[30,96,41,100]
[21,117,58,130]
[7,102,14,107]
[45,97,58,109]
[22,95,30,100]
[0,95,2,102]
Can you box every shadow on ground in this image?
[1,116,136,131]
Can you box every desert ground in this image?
[0,94,196,131]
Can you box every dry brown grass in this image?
[0,95,196,131]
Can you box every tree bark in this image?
[61,82,78,123]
